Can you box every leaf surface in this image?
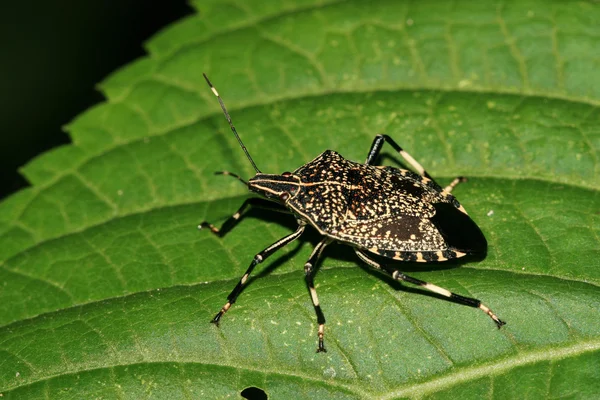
[1,1,599,398]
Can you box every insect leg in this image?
[199,198,291,237]
[304,238,333,353]
[212,224,306,325]
[443,176,467,194]
[366,135,471,198]
[365,134,435,180]
[355,248,383,270]
[355,250,506,328]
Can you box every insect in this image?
[200,74,505,353]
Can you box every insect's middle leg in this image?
[303,238,333,353]
[211,223,306,325]
[355,249,506,328]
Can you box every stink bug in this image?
[200,74,505,353]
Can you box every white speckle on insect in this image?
[117,190,124,196]
[270,320,278,325]
[15,372,20,378]
[487,210,494,217]
[296,321,302,326]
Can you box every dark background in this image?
[0,1,193,200]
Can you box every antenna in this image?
[203,73,261,174]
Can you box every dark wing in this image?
[430,202,487,255]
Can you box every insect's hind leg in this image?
[199,197,291,238]
[304,238,333,353]
[211,224,306,324]
[355,250,506,328]
[365,134,468,196]
[444,176,467,194]
[365,134,434,179]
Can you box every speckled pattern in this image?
[249,150,484,263]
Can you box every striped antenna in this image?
[203,73,261,174]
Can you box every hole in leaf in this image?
[241,386,267,400]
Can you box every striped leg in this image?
[444,176,467,194]
[365,134,434,180]
[355,250,505,328]
[211,224,306,325]
[199,197,290,238]
[365,135,470,208]
[304,238,332,353]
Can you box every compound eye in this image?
[282,171,292,177]
[279,192,290,201]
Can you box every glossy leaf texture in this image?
[1,0,599,398]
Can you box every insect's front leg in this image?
[199,197,290,238]
[211,224,306,325]
[303,238,332,353]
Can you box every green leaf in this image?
[1,0,599,398]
